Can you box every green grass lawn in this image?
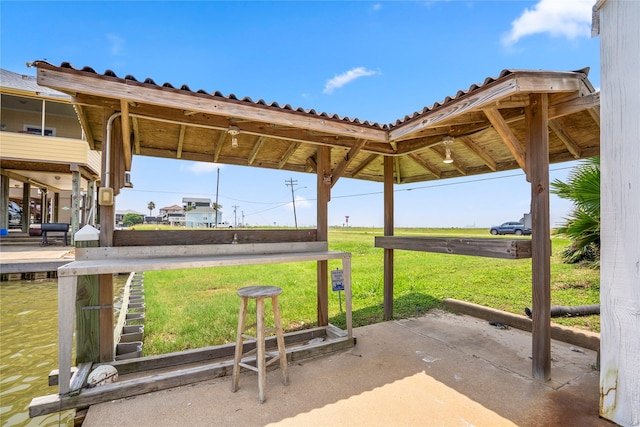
[139,227,600,356]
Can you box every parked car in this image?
[490,221,531,236]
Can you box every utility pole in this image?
[285,178,299,229]
[233,205,239,228]
[214,168,220,228]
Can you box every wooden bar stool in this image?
[231,285,289,403]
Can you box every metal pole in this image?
[214,168,220,227]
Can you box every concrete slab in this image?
[82,310,611,427]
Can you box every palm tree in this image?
[551,157,600,267]
[147,201,156,217]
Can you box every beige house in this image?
[0,68,101,237]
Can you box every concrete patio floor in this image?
[83,310,610,427]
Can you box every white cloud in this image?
[187,162,221,174]
[106,33,125,55]
[323,67,378,94]
[502,0,593,46]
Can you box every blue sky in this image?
[1,0,599,228]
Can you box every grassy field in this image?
[138,227,600,356]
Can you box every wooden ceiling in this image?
[32,61,600,187]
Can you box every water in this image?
[1,277,127,426]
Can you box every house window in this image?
[23,125,55,136]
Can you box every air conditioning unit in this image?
[124,172,133,188]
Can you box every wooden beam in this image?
[408,153,441,178]
[375,237,532,259]
[248,136,265,165]
[383,155,394,320]
[74,104,95,149]
[120,99,132,171]
[331,139,367,188]
[176,125,186,159]
[278,141,301,169]
[588,106,600,127]
[212,131,227,163]
[549,120,582,159]
[459,136,498,171]
[548,92,600,119]
[132,116,141,154]
[305,155,317,173]
[37,67,388,143]
[484,108,527,172]
[316,146,331,327]
[351,154,378,178]
[527,93,551,381]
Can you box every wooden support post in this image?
[527,93,551,381]
[0,174,8,232]
[22,183,31,233]
[383,156,394,320]
[316,146,330,326]
[75,226,101,363]
[52,192,59,223]
[71,170,81,244]
[57,275,77,395]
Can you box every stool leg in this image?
[256,298,266,403]
[231,296,248,393]
[272,295,289,386]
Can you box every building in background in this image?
[0,68,101,238]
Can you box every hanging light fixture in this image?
[228,126,240,148]
[442,136,454,164]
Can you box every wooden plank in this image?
[460,136,498,171]
[112,228,317,246]
[62,250,349,277]
[75,238,100,363]
[69,362,93,394]
[350,153,378,178]
[527,92,551,381]
[375,236,532,260]
[31,335,355,418]
[58,275,77,395]
[99,274,113,363]
[408,153,441,178]
[484,108,527,172]
[212,131,226,163]
[131,116,141,154]
[442,299,600,351]
[278,141,301,169]
[77,241,328,261]
[383,155,394,320]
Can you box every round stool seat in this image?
[237,286,282,299]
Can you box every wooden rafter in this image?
[548,92,600,119]
[331,139,367,188]
[120,99,132,171]
[350,154,378,178]
[248,136,265,165]
[588,107,600,126]
[305,155,317,173]
[213,131,227,163]
[279,141,301,169]
[394,157,401,184]
[484,108,527,172]
[459,136,497,171]
[73,104,95,149]
[549,120,582,159]
[176,124,186,159]
[408,153,441,178]
[132,117,141,154]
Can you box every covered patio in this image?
[29,61,601,417]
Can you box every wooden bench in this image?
[41,223,70,246]
[55,241,352,395]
